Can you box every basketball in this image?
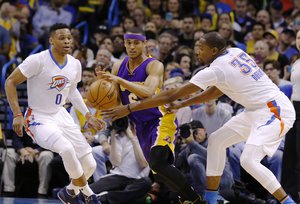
[86,79,119,110]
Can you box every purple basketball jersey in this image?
[117,57,163,123]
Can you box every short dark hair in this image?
[263,59,281,71]
[127,27,145,35]
[202,32,227,51]
[49,23,70,35]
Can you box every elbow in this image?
[139,161,149,169]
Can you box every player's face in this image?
[196,38,216,64]
[296,30,300,51]
[50,28,73,55]
[124,39,145,58]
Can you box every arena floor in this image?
[0,197,62,204]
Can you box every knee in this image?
[140,177,152,193]
[83,154,97,179]
[240,153,255,171]
[38,151,54,163]
[59,143,76,158]
[187,154,203,168]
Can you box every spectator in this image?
[0,25,11,66]
[90,117,152,204]
[263,60,293,99]
[246,22,265,55]
[71,28,94,68]
[157,32,173,65]
[256,10,272,30]
[278,28,298,60]
[2,133,54,197]
[192,99,232,137]
[32,0,73,45]
[178,14,196,47]
[263,29,289,77]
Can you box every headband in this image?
[124,33,146,41]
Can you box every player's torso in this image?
[214,48,282,109]
[27,50,79,113]
[117,57,164,122]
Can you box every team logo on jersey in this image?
[163,136,172,144]
[49,75,69,91]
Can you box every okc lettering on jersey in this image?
[49,75,69,91]
[120,82,144,91]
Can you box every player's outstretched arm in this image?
[173,86,224,110]
[5,68,27,136]
[102,82,201,120]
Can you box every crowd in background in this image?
[1,0,300,203]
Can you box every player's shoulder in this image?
[111,58,127,75]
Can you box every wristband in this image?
[127,104,132,113]
[13,113,23,119]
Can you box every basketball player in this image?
[102,32,296,204]
[97,27,205,203]
[5,24,103,204]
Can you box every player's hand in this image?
[13,115,25,137]
[96,71,121,83]
[165,101,183,113]
[19,148,30,164]
[101,141,111,155]
[87,116,105,132]
[101,105,129,121]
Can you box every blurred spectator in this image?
[278,28,298,60]
[71,28,94,68]
[176,53,192,80]
[192,99,232,137]
[88,48,113,73]
[254,40,270,68]
[2,133,53,197]
[110,25,125,37]
[164,61,180,80]
[178,14,196,47]
[232,0,255,42]
[200,13,213,33]
[205,3,218,30]
[163,77,191,125]
[32,0,72,46]
[0,25,11,66]
[263,60,293,99]
[0,1,20,59]
[263,29,289,77]
[78,68,96,96]
[89,24,109,54]
[99,36,118,63]
[256,10,272,30]
[150,13,165,34]
[246,22,265,55]
[125,0,138,17]
[157,32,173,65]
[133,6,146,29]
[90,117,152,204]
[112,35,126,60]
[145,39,158,58]
[269,0,287,32]
[146,0,163,16]
[122,16,136,32]
[175,121,233,197]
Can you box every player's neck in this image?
[128,54,147,70]
[50,48,67,65]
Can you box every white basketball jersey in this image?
[190,48,283,110]
[18,49,82,114]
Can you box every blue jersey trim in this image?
[49,49,68,69]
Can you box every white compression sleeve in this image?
[68,85,89,116]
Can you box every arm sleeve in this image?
[68,85,89,116]
[18,54,41,78]
[189,67,219,90]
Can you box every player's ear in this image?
[49,36,53,45]
[212,47,218,56]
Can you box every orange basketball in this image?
[86,79,119,110]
